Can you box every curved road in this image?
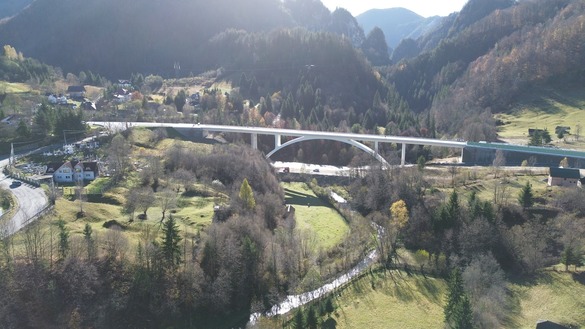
[0,158,48,237]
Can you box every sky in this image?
[320,0,469,18]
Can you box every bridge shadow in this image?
[284,188,328,208]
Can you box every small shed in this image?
[548,167,581,187]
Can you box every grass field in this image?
[507,271,585,328]
[331,270,446,329]
[283,182,349,251]
[0,81,30,93]
[495,87,585,149]
[261,268,585,329]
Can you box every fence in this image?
[3,166,41,187]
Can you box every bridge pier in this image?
[401,143,407,167]
[374,141,379,155]
[251,133,258,150]
[275,134,281,148]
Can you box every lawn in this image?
[429,166,551,208]
[259,269,447,329]
[0,81,30,93]
[331,270,446,329]
[495,87,585,150]
[261,268,585,329]
[283,182,349,251]
[507,271,585,328]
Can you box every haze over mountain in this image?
[0,0,370,78]
[2,0,585,144]
[356,8,442,49]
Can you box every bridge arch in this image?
[265,136,390,167]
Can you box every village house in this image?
[47,94,68,105]
[45,160,99,183]
[548,167,581,187]
[117,79,132,88]
[67,85,86,99]
[113,88,132,103]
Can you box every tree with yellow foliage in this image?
[390,199,409,229]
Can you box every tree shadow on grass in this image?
[321,316,337,329]
[501,271,559,329]
[572,272,585,285]
[412,275,443,305]
[284,188,327,207]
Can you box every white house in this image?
[45,161,99,183]
[548,167,581,187]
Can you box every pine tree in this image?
[58,219,69,260]
[16,119,30,137]
[518,182,534,209]
[561,245,575,272]
[161,216,182,267]
[444,268,474,328]
[83,223,95,261]
[293,309,304,329]
[452,294,473,329]
[306,305,318,329]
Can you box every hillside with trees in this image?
[3,0,584,144]
[357,8,443,50]
[385,0,585,141]
[2,127,585,328]
[0,0,371,79]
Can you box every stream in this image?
[248,249,379,325]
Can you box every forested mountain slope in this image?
[357,8,442,50]
[0,0,368,78]
[385,0,584,141]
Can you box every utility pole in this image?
[9,142,14,166]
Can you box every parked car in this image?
[10,180,22,188]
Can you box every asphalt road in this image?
[0,158,48,236]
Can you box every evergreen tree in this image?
[161,216,182,267]
[561,245,576,272]
[447,190,460,225]
[58,219,69,260]
[293,309,304,329]
[264,93,273,113]
[306,305,318,329]
[444,268,473,328]
[518,182,534,209]
[174,90,187,112]
[83,223,95,261]
[16,119,31,137]
[452,294,474,329]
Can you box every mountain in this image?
[0,0,34,19]
[0,0,368,78]
[384,0,583,141]
[357,8,442,49]
[0,0,296,78]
